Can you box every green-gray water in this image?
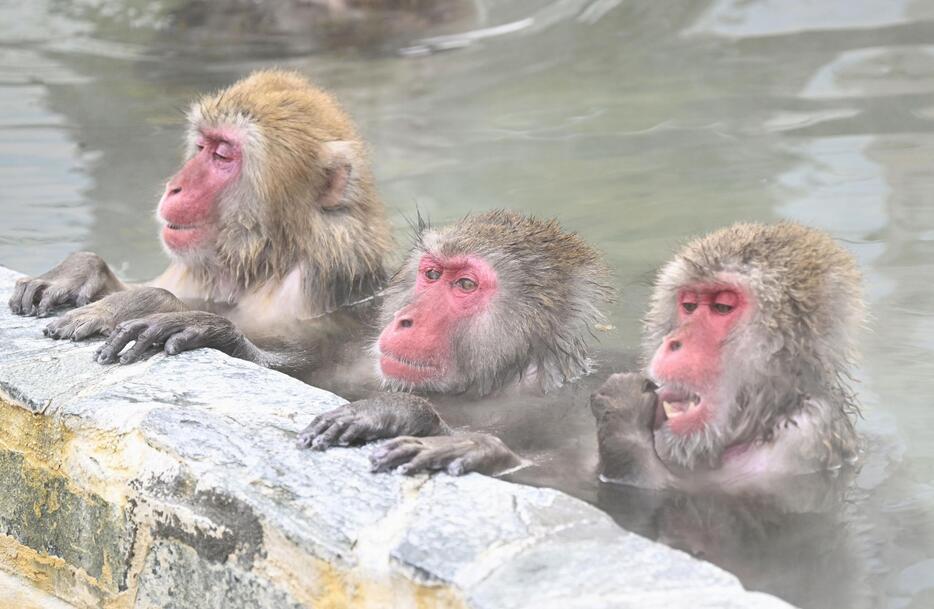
[1,1,933,608]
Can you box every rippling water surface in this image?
[2,2,933,608]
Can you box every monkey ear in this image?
[318,140,357,210]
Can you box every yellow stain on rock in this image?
[0,568,79,609]
[260,526,468,609]
[0,396,470,609]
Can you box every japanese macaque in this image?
[9,69,391,372]
[296,210,613,475]
[591,222,864,490]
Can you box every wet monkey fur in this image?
[10,70,392,371]
[299,210,613,475]
[591,223,864,490]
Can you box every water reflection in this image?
[1,1,934,608]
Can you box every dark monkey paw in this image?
[94,310,243,365]
[9,252,123,317]
[43,300,120,342]
[44,287,186,345]
[297,394,448,451]
[590,372,660,431]
[297,403,395,451]
[369,433,522,477]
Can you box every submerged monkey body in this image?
[593,222,864,491]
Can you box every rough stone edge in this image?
[0,265,797,609]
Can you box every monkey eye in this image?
[682,302,698,314]
[424,269,441,281]
[641,379,659,393]
[455,278,478,292]
[711,303,734,314]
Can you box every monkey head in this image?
[375,210,612,396]
[157,69,389,299]
[643,222,864,471]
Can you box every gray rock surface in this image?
[0,265,797,609]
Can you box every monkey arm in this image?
[591,372,675,490]
[9,251,127,318]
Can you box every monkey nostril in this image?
[669,340,682,352]
[169,187,182,196]
[399,318,413,329]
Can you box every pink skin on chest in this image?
[158,129,242,252]
[650,284,749,436]
[378,255,498,385]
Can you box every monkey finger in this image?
[369,440,423,472]
[302,408,354,440]
[370,436,421,458]
[96,321,148,364]
[336,422,375,446]
[370,436,425,472]
[395,449,449,475]
[75,275,104,307]
[21,281,49,316]
[445,457,471,476]
[44,316,78,340]
[164,328,205,356]
[295,415,348,448]
[36,287,71,318]
[43,316,68,339]
[296,428,316,449]
[119,327,166,364]
[444,450,492,476]
[9,280,29,314]
[76,315,115,341]
[310,419,352,451]
[71,318,106,341]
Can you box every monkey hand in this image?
[9,251,124,317]
[590,372,659,432]
[93,310,246,365]
[369,433,523,477]
[43,287,186,343]
[590,372,673,489]
[297,393,448,451]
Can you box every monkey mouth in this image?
[161,221,211,251]
[379,350,442,384]
[164,222,207,231]
[655,385,708,434]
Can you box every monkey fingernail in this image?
[447,460,465,476]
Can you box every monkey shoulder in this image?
[718,401,858,486]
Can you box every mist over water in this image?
[2,1,934,607]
